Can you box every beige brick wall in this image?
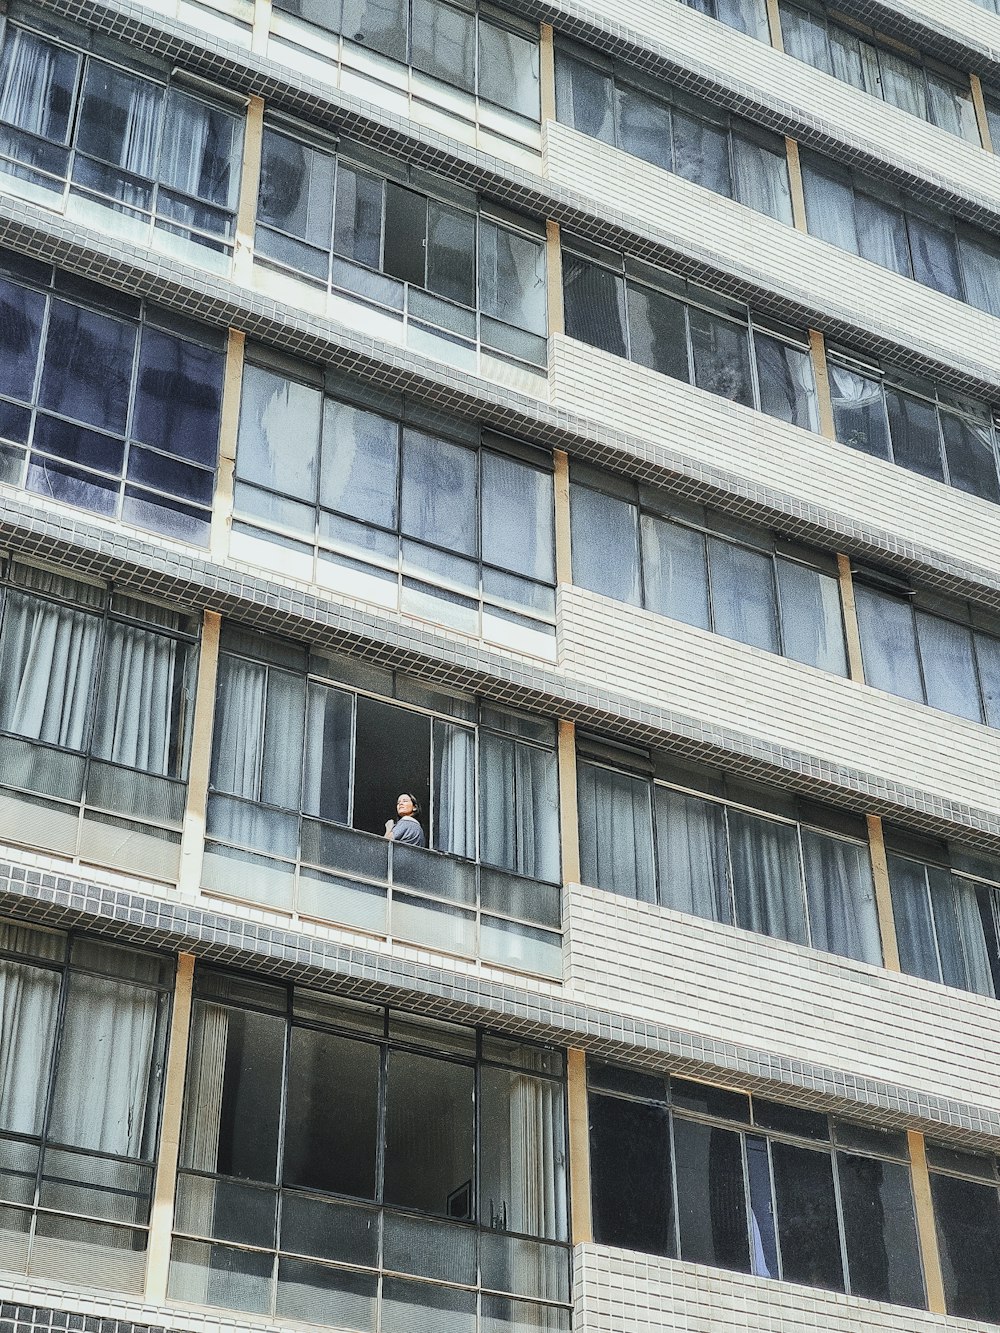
[565,881,1000,1115]
[545,124,1000,388]
[559,586,1000,820]
[574,1244,978,1333]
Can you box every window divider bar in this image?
[539,22,557,124]
[836,552,866,684]
[567,1048,593,1244]
[211,329,246,561]
[235,94,266,284]
[808,328,836,441]
[764,0,785,51]
[553,448,572,585]
[558,719,581,887]
[908,1129,947,1314]
[144,951,196,1305]
[785,137,808,233]
[867,813,901,973]
[177,611,222,897]
[970,73,994,153]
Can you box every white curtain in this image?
[779,5,830,73]
[480,733,559,883]
[754,334,818,430]
[433,720,475,857]
[110,70,160,177]
[510,1074,567,1242]
[953,877,995,998]
[180,1000,229,1172]
[728,808,808,946]
[800,160,859,254]
[733,136,793,225]
[158,89,211,202]
[48,972,162,1157]
[800,829,882,965]
[577,761,655,901]
[654,786,731,924]
[877,50,926,119]
[211,653,266,800]
[0,590,101,749]
[0,958,61,1135]
[91,622,181,776]
[0,29,69,138]
[828,362,890,456]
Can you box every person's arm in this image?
[384,818,395,840]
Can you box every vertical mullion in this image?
[828,1144,852,1295]
[908,1131,947,1313]
[565,1049,592,1244]
[176,610,222,896]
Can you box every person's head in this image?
[396,793,420,819]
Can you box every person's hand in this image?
[385,819,395,834]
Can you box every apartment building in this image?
[2,0,1000,1330]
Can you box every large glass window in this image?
[589,1061,926,1308]
[555,42,792,223]
[681,0,770,41]
[0,561,198,881]
[885,834,1000,1000]
[828,348,1000,506]
[231,354,556,658]
[562,241,819,429]
[204,626,562,976]
[169,968,570,1329]
[779,2,979,142]
[929,1144,1000,1323]
[801,151,1000,318]
[576,743,882,966]
[0,917,172,1294]
[256,128,547,371]
[0,19,244,270]
[570,464,846,674]
[271,0,540,122]
[854,574,1000,727]
[0,250,225,544]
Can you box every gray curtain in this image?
[728,808,807,946]
[0,589,101,750]
[800,828,881,965]
[654,786,731,924]
[577,761,655,901]
[480,732,559,882]
[0,956,61,1135]
[433,720,476,857]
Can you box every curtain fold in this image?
[0,29,69,139]
[433,720,475,857]
[577,761,655,901]
[180,1000,230,1173]
[800,829,881,965]
[91,622,181,776]
[0,591,101,749]
[0,959,61,1135]
[728,808,807,946]
[654,786,731,924]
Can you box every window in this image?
[0,250,225,544]
[928,1143,1000,1323]
[801,151,1000,318]
[0,18,244,270]
[854,572,1000,727]
[681,0,770,42]
[271,0,540,121]
[562,240,819,429]
[256,128,547,371]
[576,744,882,965]
[828,348,1000,505]
[0,561,198,881]
[570,464,847,674]
[169,968,570,1330]
[230,354,556,657]
[204,626,562,976]
[779,2,979,142]
[0,917,172,1294]
[884,834,1000,999]
[555,42,792,223]
[589,1061,926,1309]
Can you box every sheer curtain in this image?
[509,1074,567,1241]
[480,733,559,882]
[433,720,475,857]
[728,809,808,946]
[654,786,731,924]
[828,363,891,457]
[91,623,183,776]
[48,972,162,1156]
[158,90,211,203]
[0,590,101,748]
[0,29,72,138]
[800,829,881,965]
[755,334,818,430]
[0,958,60,1135]
[733,137,793,225]
[180,1000,229,1172]
[577,761,655,901]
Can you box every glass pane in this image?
[276,1257,376,1331]
[626,284,689,382]
[0,277,44,402]
[641,514,709,629]
[576,760,655,901]
[801,158,859,253]
[0,30,80,145]
[301,681,353,824]
[856,193,911,278]
[39,300,135,435]
[480,1066,567,1240]
[931,1173,1000,1322]
[478,21,539,119]
[908,216,963,301]
[776,560,847,675]
[401,429,476,556]
[283,1027,379,1197]
[168,1237,272,1314]
[617,85,672,171]
[771,1140,844,1291]
[878,49,926,117]
[159,89,241,211]
[481,452,554,583]
[569,483,640,605]
[332,163,382,270]
[746,1135,778,1277]
[801,829,881,965]
[411,0,476,92]
[383,1050,474,1218]
[755,334,817,430]
[887,855,940,984]
[383,183,426,288]
[941,412,1000,503]
[854,586,924,702]
[915,612,981,722]
[588,1092,673,1255]
[341,0,407,61]
[75,61,161,181]
[320,399,398,527]
[479,733,560,884]
[381,1278,476,1333]
[961,227,1000,319]
[237,364,321,504]
[554,54,614,144]
[426,201,476,308]
[733,134,792,225]
[976,631,1000,728]
[181,1000,285,1183]
[0,590,101,750]
[674,1118,750,1272]
[728,808,807,946]
[134,328,224,466]
[562,254,626,358]
[654,786,731,923]
[0,958,61,1135]
[708,538,779,653]
[672,110,732,198]
[689,308,753,408]
[830,364,891,459]
[478,222,546,337]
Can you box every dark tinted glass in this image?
[617,85,672,171]
[133,328,224,465]
[283,1028,379,1199]
[383,1051,474,1218]
[426,201,476,308]
[0,277,44,402]
[689,308,753,408]
[671,1080,750,1124]
[932,1173,1000,1321]
[839,1154,924,1307]
[626,284,688,381]
[674,1118,750,1271]
[342,0,408,61]
[39,301,135,434]
[941,412,1000,502]
[753,1101,828,1141]
[885,389,943,481]
[383,185,427,288]
[829,364,891,460]
[589,1093,673,1255]
[562,254,626,358]
[771,1141,843,1291]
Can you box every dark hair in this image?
[398,793,421,817]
